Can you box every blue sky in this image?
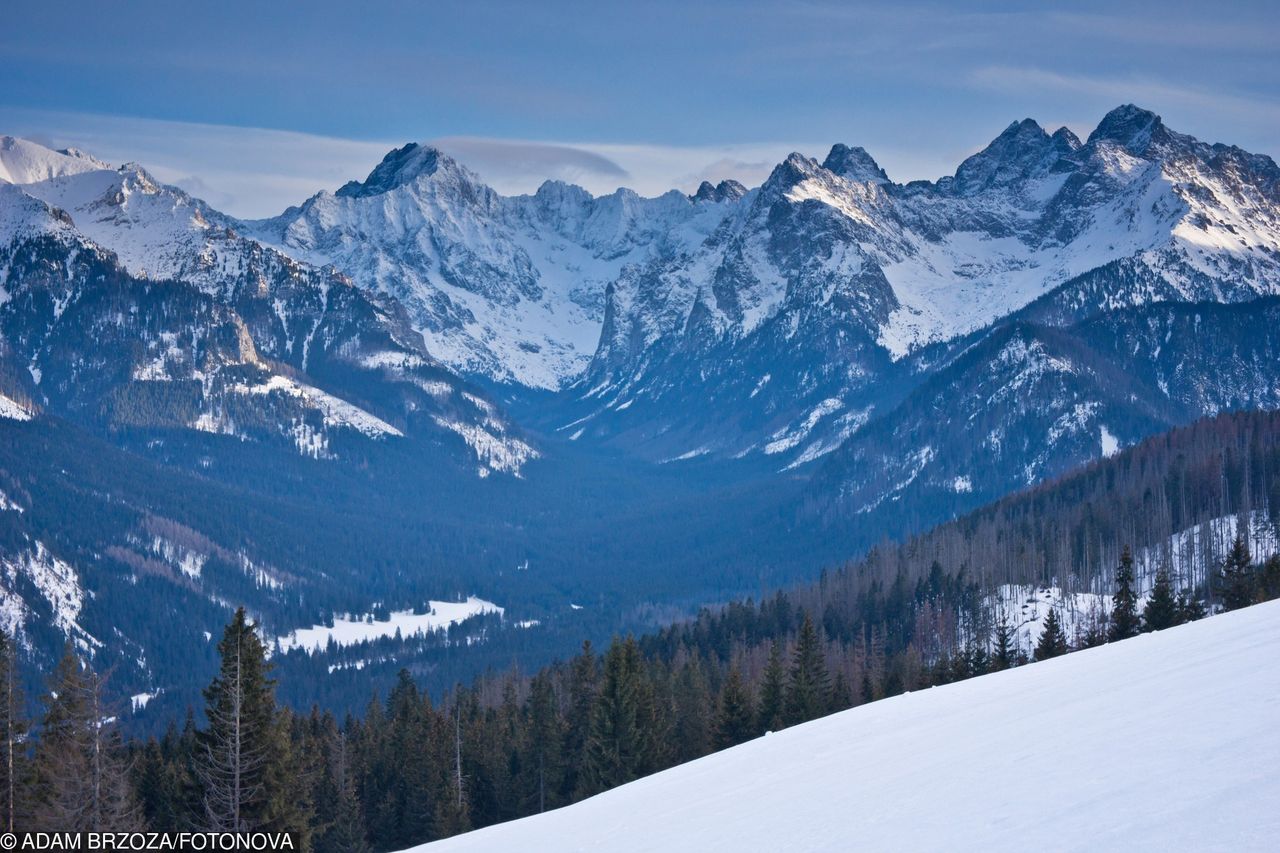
[2,0,1277,216]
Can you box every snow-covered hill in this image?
[411,599,1280,852]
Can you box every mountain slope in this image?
[810,298,1280,517]
[412,598,1280,852]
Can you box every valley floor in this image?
[410,599,1280,852]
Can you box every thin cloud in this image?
[429,137,631,194]
[0,107,396,217]
[2,108,831,213]
[968,66,1280,132]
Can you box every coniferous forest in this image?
[3,412,1279,848]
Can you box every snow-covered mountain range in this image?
[0,136,534,475]
[244,144,737,389]
[570,105,1280,467]
[2,105,1280,699]
[2,103,1279,541]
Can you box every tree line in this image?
[1,531,1276,849]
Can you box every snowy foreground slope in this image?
[411,601,1280,852]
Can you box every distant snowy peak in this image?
[1087,103,1167,154]
[0,136,110,185]
[335,142,484,199]
[691,179,748,203]
[821,144,889,184]
[947,118,1080,196]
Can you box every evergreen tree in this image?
[1034,608,1068,661]
[134,721,201,834]
[784,614,830,726]
[991,617,1015,671]
[0,630,26,832]
[1219,534,1256,611]
[314,731,370,853]
[1261,554,1280,602]
[1142,566,1179,631]
[712,668,755,750]
[966,639,989,678]
[670,658,712,763]
[828,671,854,714]
[433,699,470,839]
[560,642,596,801]
[32,648,139,831]
[523,672,562,814]
[197,608,308,837]
[368,670,434,848]
[1109,546,1141,641]
[756,640,786,734]
[1177,590,1207,623]
[577,638,652,798]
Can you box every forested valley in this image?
[1,411,1278,849]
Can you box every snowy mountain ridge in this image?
[244,143,735,388]
[0,157,536,475]
[570,105,1280,466]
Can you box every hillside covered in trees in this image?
[2,411,1279,847]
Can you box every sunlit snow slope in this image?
[411,600,1280,852]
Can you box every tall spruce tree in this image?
[1219,534,1256,611]
[1109,546,1141,641]
[433,697,470,839]
[1034,608,1068,661]
[32,647,138,831]
[314,730,370,853]
[784,614,830,726]
[577,637,653,798]
[560,642,597,801]
[756,640,786,734]
[670,658,712,763]
[197,608,307,837]
[712,668,755,750]
[991,616,1015,670]
[0,630,26,832]
[524,672,562,814]
[1142,566,1179,631]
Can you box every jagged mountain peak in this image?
[1087,104,1166,153]
[1051,126,1083,149]
[691,179,748,203]
[821,144,889,184]
[335,142,477,198]
[534,178,595,205]
[761,152,826,195]
[951,117,1079,195]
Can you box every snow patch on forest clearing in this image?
[276,596,504,653]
